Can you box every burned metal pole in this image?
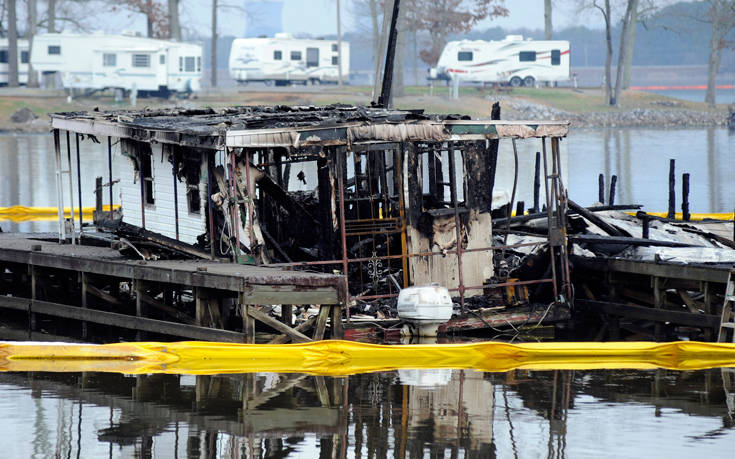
[377,0,401,108]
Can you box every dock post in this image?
[330,304,344,339]
[608,175,617,206]
[239,292,255,344]
[682,173,690,221]
[108,137,113,222]
[135,280,145,340]
[29,265,37,332]
[667,159,675,219]
[95,176,103,217]
[53,129,66,243]
[653,276,664,340]
[80,272,88,338]
[598,173,604,204]
[533,152,541,212]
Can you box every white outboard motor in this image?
[397,284,453,337]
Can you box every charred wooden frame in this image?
[49,106,570,310]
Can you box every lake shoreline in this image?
[0,86,730,132]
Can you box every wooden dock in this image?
[573,255,733,340]
[0,233,347,343]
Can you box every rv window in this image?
[0,50,7,64]
[103,53,116,67]
[48,45,61,55]
[184,56,195,72]
[332,56,338,66]
[331,44,337,52]
[551,49,561,65]
[179,57,183,72]
[274,50,282,60]
[159,55,165,65]
[290,50,301,61]
[197,56,201,72]
[457,51,473,61]
[140,150,155,206]
[133,54,151,68]
[519,51,536,62]
[20,51,29,64]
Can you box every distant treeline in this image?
[205,1,735,77]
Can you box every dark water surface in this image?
[1,368,733,458]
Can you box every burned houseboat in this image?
[0,105,573,342]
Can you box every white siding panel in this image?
[118,146,207,245]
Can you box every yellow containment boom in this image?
[0,205,119,222]
[3,340,735,376]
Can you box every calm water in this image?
[1,127,733,234]
[1,368,733,458]
[1,128,734,457]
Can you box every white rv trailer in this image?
[31,32,202,97]
[0,39,30,86]
[229,33,349,86]
[429,35,570,87]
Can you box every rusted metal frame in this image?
[75,133,83,233]
[541,138,559,299]
[447,141,465,311]
[108,136,113,221]
[171,145,180,240]
[139,148,147,230]
[65,131,76,245]
[377,150,393,295]
[206,151,216,258]
[352,151,365,295]
[227,147,241,263]
[336,148,350,319]
[267,241,545,267]
[244,149,256,251]
[552,137,573,305]
[53,129,66,243]
[354,279,555,301]
[397,145,408,288]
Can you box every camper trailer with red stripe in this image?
[429,35,570,87]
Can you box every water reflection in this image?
[1,368,734,458]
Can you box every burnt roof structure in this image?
[50,104,569,150]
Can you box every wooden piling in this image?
[668,159,675,219]
[95,176,103,215]
[598,174,605,204]
[682,173,690,221]
[515,201,525,218]
[609,175,617,206]
[533,152,541,212]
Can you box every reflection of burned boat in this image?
[0,104,573,341]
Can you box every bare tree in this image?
[611,0,635,106]
[117,0,169,38]
[590,0,614,104]
[404,0,508,66]
[47,0,55,32]
[168,0,180,40]
[211,0,216,87]
[704,0,735,105]
[27,0,39,86]
[544,0,552,39]
[8,0,18,87]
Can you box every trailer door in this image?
[306,48,319,68]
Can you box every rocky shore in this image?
[498,96,729,128]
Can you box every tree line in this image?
[0,0,733,106]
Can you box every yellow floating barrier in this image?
[625,211,734,221]
[2,340,735,376]
[0,205,119,222]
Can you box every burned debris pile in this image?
[49,104,577,336]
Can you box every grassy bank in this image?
[0,85,726,131]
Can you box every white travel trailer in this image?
[429,35,570,87]
[0,38,30,85]
[229,33,349,86]
[31,32,202,97]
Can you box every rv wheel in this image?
[264,80,273,87]
[523,76,536,87]
[509,76,522,87]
